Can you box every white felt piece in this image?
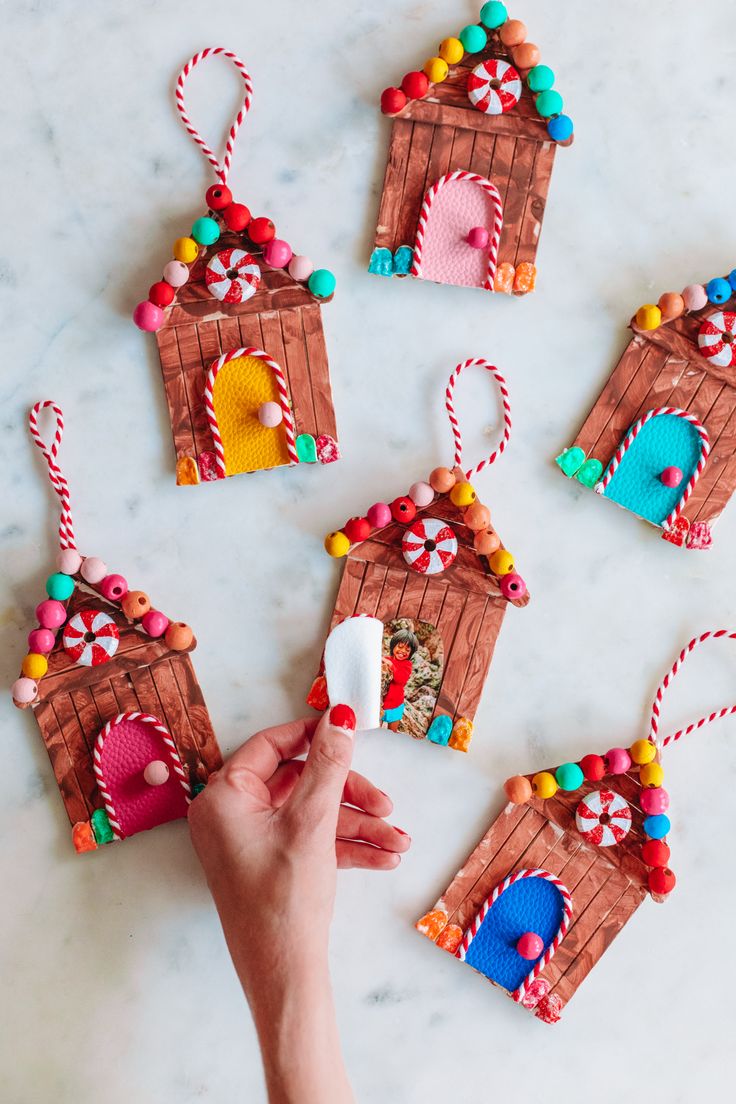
[323,617,383,732]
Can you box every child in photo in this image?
[381,628,419,730]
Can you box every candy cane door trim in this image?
[411,171,503,291]
[93,712,191,839]
[204,346,298,478]
[456,869,573,1002]
[596,408,710,529]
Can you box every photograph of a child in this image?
[380,619,444,739]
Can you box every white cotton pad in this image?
[323,616,383,732]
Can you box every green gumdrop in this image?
[555,762,584,791]
[46,572,75,601]
[555,446,585,477]
[536,89,564,118]
[427,715,453,746]
[308,268,336,298]
[296,433,318,463]
[480,2,508,29]
[91,807,114,845]
[527,64,555,93]
[191,216,220,246]
[575,458,604,488]
[459,24,488,53]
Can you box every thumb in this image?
[290,705,356,823]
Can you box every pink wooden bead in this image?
[28,627,56,653]
[143,759,170,786]
[56,548,82,575]
[142,609,170,638]
[99,574,128,602]
[516,931,544,960]
[641,787,669,815]
[36,599,66,629]
[163,260,189,288]
[288,255,314,282]
[80,556,108,584]
[12,677,38,704]
[408,481,434,507]
[133,300,164,332]
[263,239,293,268]
[605,747,632,774]
[367,502,392,528]
[660,466,683,487]
[682,284,708,312]
[468,226,490,249]
[500,573,527,600]
[258,401,283,427]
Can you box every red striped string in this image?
[444,359,512,479]
[175,48,253,184]
[28,401,76,550]
[647,630,736,750]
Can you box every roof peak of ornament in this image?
[633,268,736,336]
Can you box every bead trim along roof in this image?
[379,2,573,144]
[633,268,736,333]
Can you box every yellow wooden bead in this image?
[449,481,476,507]
[640,761,664,788]
[532,771,558,799]
[424,56,449,83]
[173,237,199,264]
[630,738,657,765]
[22,652,48,680]
[489,548,515,575]
[635,304,662,331]
[439,36,464,64]
[324,531,350,557]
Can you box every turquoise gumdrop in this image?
[308,269,336,298]
[459,24,488,53]
[427,715,453,746]
[191,216,220,246]
[575,458,603,488]
[368,247,393,277]
[46,572,75,601]
[296,434,318,463]
[536,89,564,118]
[479,2,508,29]
[555,446,585,477]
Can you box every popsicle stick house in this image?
[556,272,736,549]
[370,3,573,294]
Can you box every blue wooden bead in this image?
[548,114,573,142]
[643,813,671,839]
[728,269,736,291]
[427,714,453,745]
[536,90,563,118]
[706,276,731,304]
[459,24,488,53]
[480,2,507,29]
[46,572,75,601]
[191,216,220,246]
[555,762,584,790]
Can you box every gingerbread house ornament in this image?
[11,403,222,853]
[556,272,736,549]
[133,49,339,486]
[309,360,528,752]
[370,3,573,295]
[416,629,733,1022]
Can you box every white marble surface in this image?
[2,0,736,1099]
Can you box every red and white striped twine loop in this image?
[647,629,736,751]
[175,48,253,185]
[28,400,76,550]
[444,358,512,480]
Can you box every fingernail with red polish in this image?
[329,704,356,730]
[393,826,411,840]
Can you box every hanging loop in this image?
[444,358,512,479]
[647,630,736,750]
[175,47,253,185]
[28,401,76,550]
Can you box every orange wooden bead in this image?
[512,42,540,69]
[500,19,526,46]
[658,292,685,322]
[165,621,194,650]
[429,466,456,493]
[504,775,533,804]
[474,527,501,555]
[121,590,151,619]
[464,501,491,531]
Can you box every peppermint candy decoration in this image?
[467,59,522,116]
[63,610,120,667]
[205,248,261,304]
[697,311,736,368]
[575,789,632,847]
[402,518,458,575]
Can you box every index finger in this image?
[225,716,319,782]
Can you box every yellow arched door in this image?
[211,352,291,475]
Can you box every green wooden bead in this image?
[536,89,564,118]
[479,2,507,29]
[308,268,336,298]
[527,65,555,93]
[556,762,584,791]
[46,572,75,601]
[191,216,220,246]
[459,24,488,53]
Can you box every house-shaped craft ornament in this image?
[370,3,573,294]
[556,272,736,549]
[11,403,222,853]
[308,360,528,752]
[133,48,339,486]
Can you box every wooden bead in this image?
[56,548,82,574]
[707,276,731,304]
[641,839,670,867]
[512,42,540,70]
[504,775,532,804]
[308,269,336,299]
[163,260,189,288]
[500,572,526,600]
[605,747,631,774]
[641,787,669,815]
[527,64,555,92]
[258,401,283,427]
[424,57,449,83]
[648,867,676,896]
[149,281,175,308]
[409,481,434,507]
[191,216,220,246]
[500,19,526,46]
[532,771,557,799]
[517,932,544,960]
[464,501,491,531]
[401,71,429,99]
[480,2,508,29]
[121,590,151,619]
[682,283,708,311]
[449,481,476,507]
[366,502,391,528]
[205,184,232,211]
[467,226,490,249]
[324,531,350,557]
[390,496,417,523]
[439,37,464,64]
[248,217,276,245]
[165,622,194,650]
[489,549,514,575]
[343,517,371,542]
[12,676,38,704]
[580,753,606,781]
[288,255,314,281]
[263,239,293,268]
[173,237,199,264]
[99,574,128,602]
[222,203,251,232]
[535,89,563,118]
[46,572,74,601]
[35,599,66,629]
[635,304,662,331]
[555,762,584,791]
[380,87,407,115]
[459,25,488,53]
[473,528,501,555]
[630,738,657,765]
[429,467,456,492]
[657,292,685,321]
[22,652,48,679]
[640,761,664,788]
[28,628,55,653]
[133,301,164,332]
[80,556,107,584]
[144,760,170,786]
[142,610,170,638]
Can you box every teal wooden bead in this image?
[555,762,584,791]
[728,269,736,291]
[46,572,75,601]
[527,65,555,93]
[643,813,671,840]
[191,216,220,246]
[308,268,336,298]
[479,2,508,29]
[459,24,488,53]
[536,89,563,118]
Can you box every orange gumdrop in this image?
[512,42,540,70]
[449,717,474,752]
[415,909,449,941]
[494,262,515,294]
[514,262,537,294]
[436,924,464,953]
[72,821,97,853]
[176,455,199,485]
[500,19,527,47]
[306,674,329,711]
